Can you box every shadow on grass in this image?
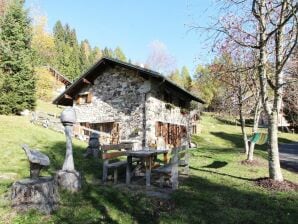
[203,161,228,169]
[15,140,297,223]
[35,141,159,224]
[190,166,253,181]
[278,137,297,144]
[171,175,298,224]
[210,132,244,148]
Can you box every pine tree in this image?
[53,21,81,80]
[102,47,114,58]
[80,39,91,72]
[31,15,55,66]
[0,0,36,114]
[168,69,183,87]
[114,46,127,62]
[90,46,102,64]
[181,66,192,91]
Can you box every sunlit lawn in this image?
[0,113,297,224]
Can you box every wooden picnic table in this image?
[126,149,169,187]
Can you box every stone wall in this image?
[145,86,191,148]
[73,66,148,147]
[73,65,193,149]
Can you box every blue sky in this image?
[25,0,218,75]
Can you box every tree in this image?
[35,67,54,101]
[168,69,183,86]
[181,66,192,91]
[31,15,55,66]
[0,0,10,17]
[193,65,220,108]
[79,39,91,72]
[283,47,298,130]
[114,46,127,62]
[90,46,102,64]
[252,0,297,181]
[0,0,36,114]
[198,0,298,181]
[53,21,81,80]
[102,47,114,58]
[146,40,176,75]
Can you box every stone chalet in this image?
[53,57,204,149]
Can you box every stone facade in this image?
[145,87,190,148]
[73,66,192,149]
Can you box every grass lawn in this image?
[35,100,64,115]
[0,113,297,224]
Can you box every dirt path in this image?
[279,142,298,173]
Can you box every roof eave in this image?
[52,57,205,105]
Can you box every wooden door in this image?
[111,123,120,144]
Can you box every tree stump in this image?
[11,177,59,214]
[55,170,81,192]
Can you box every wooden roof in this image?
[53,57,205,106]
[47,66,72,86]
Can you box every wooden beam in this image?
[64,94,73,99]
[82,78,92,84]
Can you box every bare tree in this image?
[192,0,298,181]
[146,40,177,74]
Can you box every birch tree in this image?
[193,0,297,180]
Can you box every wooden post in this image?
[163,152,168,164]
[113,169,118,184]
[171,149,179,190]
[145,156,152,187]
[126,156,132,184]
[102,160,108,183]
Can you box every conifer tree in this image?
[168,69,183,86]
[53,21,81,80]
[114,46,127,62]
[90,46,102,64]
[0,0,36,114]
[181,66,192,91]
[80,39,91,71]
[102,47,114,58]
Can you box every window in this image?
[155,122,187,147]
[76,92,92,105]
[90,122,114,134]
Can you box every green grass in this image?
[0,113,297,224]
[35,100,64,115]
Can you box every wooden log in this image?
[11,177,59,214]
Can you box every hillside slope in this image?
[0,114,297,224]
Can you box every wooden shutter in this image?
[87,92,93,103]
[111,123,120,144]
[162,123,168,144]
[75,95,80,104]
[156,122,162,137]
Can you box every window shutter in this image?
[87,92,93,103]
[76,95,80,104]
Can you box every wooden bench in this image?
[152,146,189,189]
[101,143,135,184]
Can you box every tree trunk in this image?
[247,98,262,161]
[268,111,283,181]
[11,177,59,214]
[239,101,249,155]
